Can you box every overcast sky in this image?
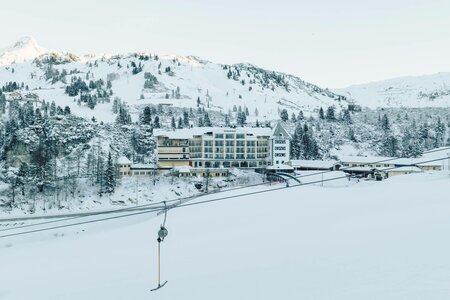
[1,0,449,88]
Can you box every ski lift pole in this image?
[151,202,169,291]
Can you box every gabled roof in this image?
[271,122,291,139]
[117,156,132,164]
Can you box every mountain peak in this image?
[0,36,49,65]
[13,36,40,49]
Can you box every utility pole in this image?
[205,168,210,193]
[153,156,157,186]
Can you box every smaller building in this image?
[287,160,341,171]
[117,156,157,177]
[386,166,422,177]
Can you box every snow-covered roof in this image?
[117,156,132,164]
[289,160,339,169]
[154,127,273,140]
[389,166,422,173]
[172,166,192,173]
[339,155,396,164]
[131,163,156,169]
[266,164,294,170]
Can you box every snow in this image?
[154,126,273,139]
[338,155,396,164]
[266,164,294,170]
[131,163,156,169]
[0,37,348,124]
[2,172,450,299]
[289,159,338,169]
[0,36,50,65]
[117,156,132,164]
[389,166,423,173]
[338,72,450,108]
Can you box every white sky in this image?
[1,0,450,88]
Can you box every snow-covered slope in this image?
[1,172,450,299]
[338,72,450,108]
[0,37,348,123]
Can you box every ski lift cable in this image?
[1,155,448,240]
[2,148,450,234]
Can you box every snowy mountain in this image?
[0,37,348,123]
[0,36,51,65]
[337,72,450,108]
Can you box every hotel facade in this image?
[154,124,290,171]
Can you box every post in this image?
[157,240,161,286]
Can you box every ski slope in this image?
[338,72,450,108]
[1,172,450,299]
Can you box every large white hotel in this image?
[154,123,291,171]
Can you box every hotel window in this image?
[226,134,234,139]
[215,134,224,139]
[236,134,245,139]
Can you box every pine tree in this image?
[280,109,289,122]
[177,117,183,129]
[171,116,176,129]
[153,116,161,128]
[64,106,71,115]
[104,152,116,194]
[142,106,152,125]
[291,112,297,122]
[434,117,446,147]
[113,97,120,114]
[319,107,325,120]
[183,110,189,127]
[342,109,352,124]
[203,112,212,127]
[225,114,230,127]
[381,114,390,131]
[236,111,247,126]
[87,96,96,109]
[50,101,56,116]
[326,106,336,121]
[198,116,204,127]
[116,104,132,125]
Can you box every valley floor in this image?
[1,171,450,299]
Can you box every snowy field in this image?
[1,172,450,299]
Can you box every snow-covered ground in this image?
[1,171,450,299]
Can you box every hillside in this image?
[338,72,450,108]
[0,37,347,123]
